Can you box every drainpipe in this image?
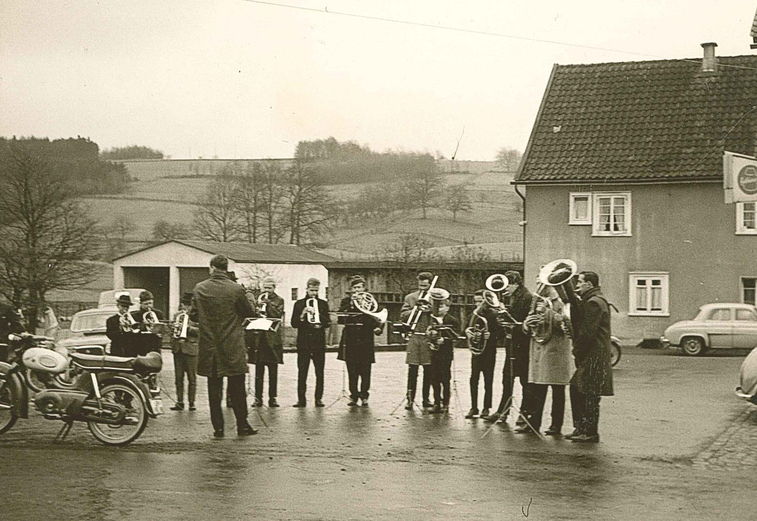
[514,184,526,265]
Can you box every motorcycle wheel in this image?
[610,341,622,367]
[0,382,18,434]
[87,383,148,446]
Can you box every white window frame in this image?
[736,202,757,235]
[592,192,632,236]
[628,272,669,317]
[741,277,757,306]
[569,192,592,225]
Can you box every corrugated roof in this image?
[114,240,336,264]
[516,54,757,184]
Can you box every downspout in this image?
[514,185,526,265]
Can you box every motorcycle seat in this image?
[133,352,163,373]
[70,353,136,371]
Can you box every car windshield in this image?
[71,313,110,332]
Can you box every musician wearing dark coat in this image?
[169,292,199,411]
[248,277,285,408]
[466,290,504,419]
[0,302,25,361]
[190,255,258,438]
[567,271,614,443]
[105,294,141,357]
[291,278,331,407]
[337,276,382,407]
[428,299,459,414]
[484,271,533,423]
[401,271,435,410]
[129,290,165,356]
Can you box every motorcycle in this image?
[610,336,622,367]
[0,333,163,446]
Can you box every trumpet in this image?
[257,291,269,317]
[119,311,138,333]
[306,297,320,325]
[172,310,189,339]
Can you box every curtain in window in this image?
[598,197,611,231]
[612,197,625,232]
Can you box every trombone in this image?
[392,275,439,338]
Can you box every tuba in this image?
[538,259,578,307]
[351,291,388,325]
[172,311,189,340]
[465,310,488,356]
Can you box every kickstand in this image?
[55,421,73,442]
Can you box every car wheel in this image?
[681,336,706,356]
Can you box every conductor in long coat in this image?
[190,254,257,437]
[568,271,614,443]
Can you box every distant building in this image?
[515,43,757,343]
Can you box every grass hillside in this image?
[81,160,523,260]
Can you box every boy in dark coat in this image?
[428,299,459,413]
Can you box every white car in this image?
[736,347,757,405]
[661,303,757,356]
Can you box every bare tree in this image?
[261,162,284,243]
[402,160,444,219]
[152,219,190,241]
[0,145,98,329]
[193,171,242,242]
[280,161,333,245]
[444,184,472,221]
[232,162,266,243]
[495,147,523,172]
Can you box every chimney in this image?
[701,42,718,72]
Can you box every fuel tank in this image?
[22,347,68,374]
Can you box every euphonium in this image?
[465,310,488,356]
[351,291,388,324]
[306,297,320,324]
[172,311,189,339]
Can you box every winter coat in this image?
[337,296,378,365]
[505,285,533,378]
[524,300,574,385]
[247,291,284,364]
[429,313,459,365]
[570,287,614,396]
[291,297,331,352]
[190,272,254,378]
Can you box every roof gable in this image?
[516,55,757,184]
[113,240,336,264]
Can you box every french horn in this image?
[351,291,388,325]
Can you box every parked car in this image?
[56,307,114,354]
[735,347,757,405]
[661,303,757,356]
[97,288,146,310]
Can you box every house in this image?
[514,43,757,343]
[112,240,335,328]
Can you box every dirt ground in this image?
[1,347,755,520]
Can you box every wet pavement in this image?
[1,347,755,520]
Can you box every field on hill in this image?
[82,161,523,260]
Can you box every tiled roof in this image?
[115,240,336,264]
[516,55,757,184]
[752,8,757,44]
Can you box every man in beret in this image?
[291,277,331,407]
[191,254,258,437]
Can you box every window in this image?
[736,202,757,234]
[569,193,592,225]
[735,308,757,321]
[593,193,631,236]
[707,308,731,321]
[742,278,756,305]
[628,272,668,316]
[291,288,298,300]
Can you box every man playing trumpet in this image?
[291,278,331,407]
[170,292,199,411]
[249,277,285,408]
[337,275,383,407]
[130,290,165,356]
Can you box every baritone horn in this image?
[465,311,488,356]
[485,273,509,293]
[351,291,388,325]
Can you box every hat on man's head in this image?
[349,275,366,287]
[139,290,154,302]
[262,276,277,286]
[180,292,193,305]
[504,270,522,285]
[210,254,229,271]
[116,294,133,306]
[226,270,237,282]
[306,277,321,288]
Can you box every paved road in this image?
[1,347,755,520]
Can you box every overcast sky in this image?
[1,1,755,160]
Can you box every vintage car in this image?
[56,307,113,354]
[661,303,757,356]
[736,347,757,405]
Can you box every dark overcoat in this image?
[191,272,254,378]
[291,297,330,352]
[105,314,139,357]
[506,285,533,378]
[429,313,459,365]
[570,287,614,396]
[248,292,284,364]
[337,296,378,364]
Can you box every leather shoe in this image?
[563,429,582,440]
[544,427,562,436]
[360,399,369,407]
[237,424,258,436]
[430,404,443,414]
[213,429,224,438]
[422,401,433,408]
[480,408,490,418]
[252,399,263,408]
[170,403,185,411]
[268,398,279,407]
[292,401,306,407]
[347,399,358,406]
[571,433,600,443]
[188,404,196,411]
[514,425,538,434]
[404,401,413,410]
[315,399,325,407]
[465,408,479,419]
[483,412,503,423]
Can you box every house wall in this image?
[524,182,757,342]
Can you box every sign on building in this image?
[724,151,757,203]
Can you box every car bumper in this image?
[735,387,757,405]
[659,336,674,349]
